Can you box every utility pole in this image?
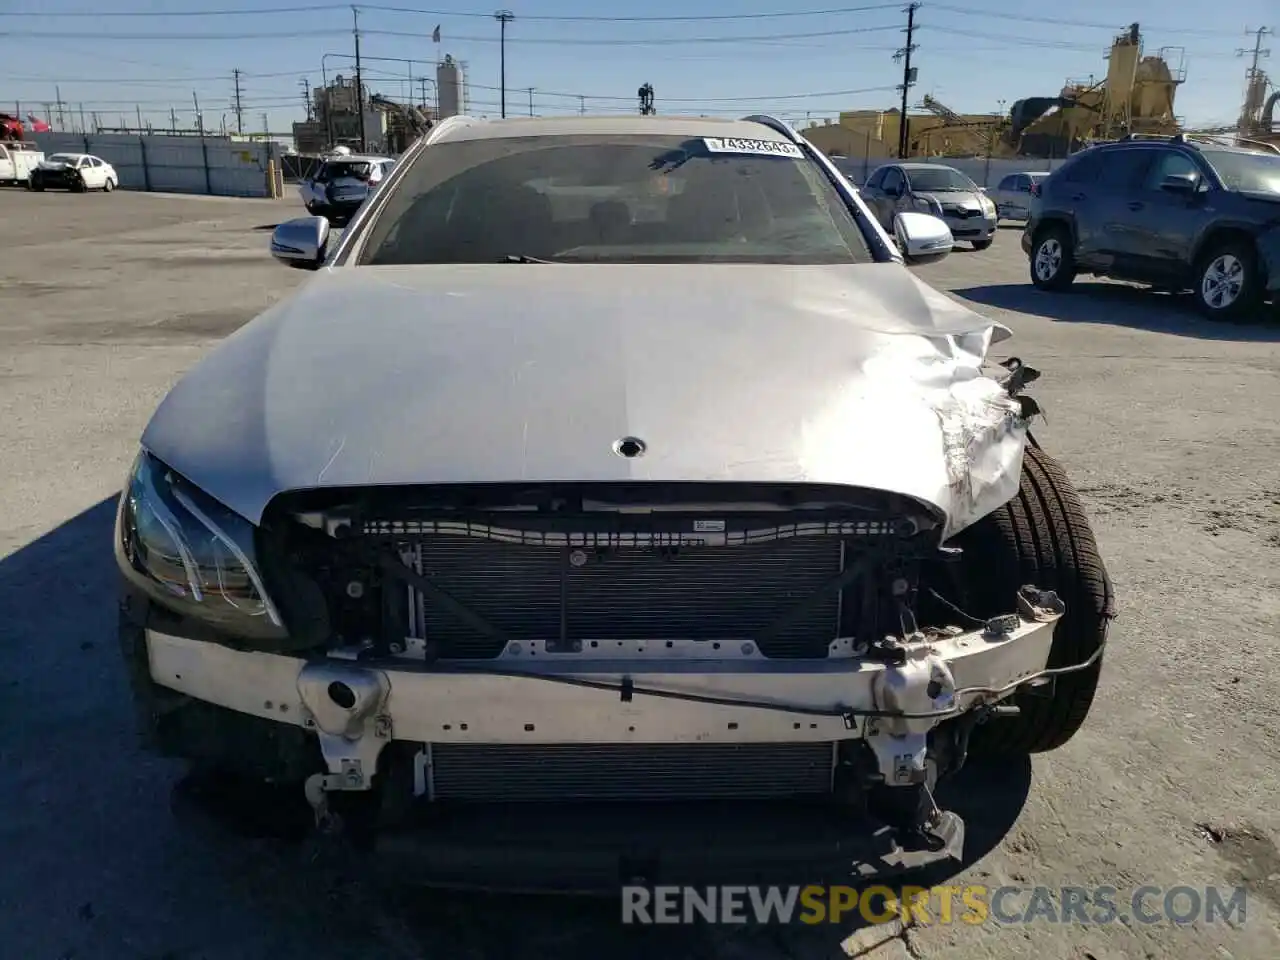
[300,77,313,121]
[893,2,920,159]
[79,104,87,134]
[170,107,177,132]
[55,86,66,131]
[193,92,203,135]
[527,87,534,116]
[136,104,143,131]
[419,77,429,110]
[579,95,586,115]
[353,5,366,151]
[232,68,245,134]
[495,10,514,118]
[1236,26,1271,137]
[262,113,269,138]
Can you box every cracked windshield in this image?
[3,1,1278,959]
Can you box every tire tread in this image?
[959,445,1115,754]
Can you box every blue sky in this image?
[2,1,1273,135]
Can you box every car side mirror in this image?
[1159,172,1198,195]
[893,211,953,265]
[271,216,330,270]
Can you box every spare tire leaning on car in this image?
[928,443,1116,756]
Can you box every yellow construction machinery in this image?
[1003,23,1185,157]
[803,22,1189,160]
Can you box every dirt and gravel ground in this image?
[1,190,1278,960]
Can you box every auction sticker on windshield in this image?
[702,137,804,158]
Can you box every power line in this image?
[926,6,1248,39]
[0,2,902,20]
[5,69,329,83]
[0,24,905,43]
[921,25,1239,54]
[0,3,1243,40]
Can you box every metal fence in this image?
[30,132,284,197]
[832,154,1069,189]
[281,154,325,183]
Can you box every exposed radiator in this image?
[398,534,850,659]
[428,742,836,803]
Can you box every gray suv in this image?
[1023,135,1280,320]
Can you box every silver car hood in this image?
[915,190,982,208]
[142,263,1030,538]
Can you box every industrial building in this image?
[291,55,468,154]
[292,75,386,154]
[803,23,1190,161]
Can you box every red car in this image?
[0,114,24,141]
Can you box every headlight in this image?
[979,194,996,216]
[116,450,285,637]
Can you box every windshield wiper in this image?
[502,254,557,264]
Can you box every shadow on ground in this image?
[953,281,1280,342]
[0,497,1031,959]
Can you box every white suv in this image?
[299,154,395,221]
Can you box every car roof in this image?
[325,154,392,162]
[429,114,795,145]
[895,162,963,172]
[1090,139,1274,158]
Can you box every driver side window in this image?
[864,166,887,191]
[882,168,904,195]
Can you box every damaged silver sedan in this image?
[115,114,1114,890]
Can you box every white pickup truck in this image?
[0,141,44,185]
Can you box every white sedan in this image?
[29,153,118,192]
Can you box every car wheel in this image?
[1193,240,1262,321]
[29,176,43,191]
[972,237,994,251]
[1029,225,1076,291]
[104,177,115,193]
[930,444,1115,756]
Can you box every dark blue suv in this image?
[1022,135,1280,320]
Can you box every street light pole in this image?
[494,10,514,119]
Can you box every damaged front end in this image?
[119,430,1079,888]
